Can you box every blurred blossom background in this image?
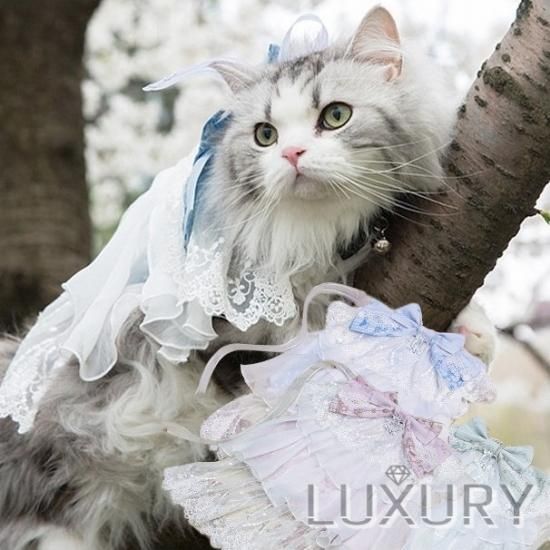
[83,0,549,466]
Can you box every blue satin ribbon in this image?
[182,110,231,249]
[349,300,484,390]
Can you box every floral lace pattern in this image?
[164,459,329,550]
[320,301,496,416]
[349,299,486,391]
[0,334,67,433]
[0,294,75,433]
[175,239,297,331]
[162,292,550,549]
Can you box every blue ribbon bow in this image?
[349,299,485,390]
[182,110,231,249]
[452,417,535,488]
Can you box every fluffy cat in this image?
[0,7,495,550]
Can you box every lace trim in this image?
[158,175,297,332]
[164,460,328,549]
[0,335,67,433]
[174,239,297,331]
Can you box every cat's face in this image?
[220,52,404,204]
[205,7,449,273]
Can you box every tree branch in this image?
[354,0,550,331]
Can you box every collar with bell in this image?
[372,216,392,255]
[338,214,392,261]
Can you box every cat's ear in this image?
[348,6,403,81]
[209,60,258,93]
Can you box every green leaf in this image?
[538,209,550,224]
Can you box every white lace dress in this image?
[163,298,497,549]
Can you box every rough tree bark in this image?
[0,0,99,332]
[355,0,550,331]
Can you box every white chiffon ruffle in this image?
[0,153,297,433]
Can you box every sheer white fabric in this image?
[0,153,297,433]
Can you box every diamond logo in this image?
[385,465,411,485]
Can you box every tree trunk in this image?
[355,0,550,331]
[0,0,99,332]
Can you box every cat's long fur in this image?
[0,8,491,550]
[0,315,223,550]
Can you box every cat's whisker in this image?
[210,183,264,209]
[341,166,456,209]
[210,180,261,199]
[345,164,428,192]
[331,175,432,227]
[223,190,261,209]
[346,156,466,200]
[327,178,352,201]
[398,164,488,181]
[334,172,457,216]
[218,187,279,232]
[333,178,392,211]
[336,164,413,189]
[344,135,436,152]
[208,173,270,207]
[376,141,453,174]
[232,201,278,232]
[353,184,457,215]
[208,179,261,199]
[346,177,457,210]
[354,156,482,182]
[334,193,433,228]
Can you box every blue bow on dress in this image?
[451,417,535,489]
[349,300,485,390]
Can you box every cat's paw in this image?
[450,302,497,366]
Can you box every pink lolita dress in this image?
[163,283,496,549]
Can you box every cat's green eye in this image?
[254,122,278,147]
[319,102,352,130]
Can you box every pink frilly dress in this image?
[162,285,547,549]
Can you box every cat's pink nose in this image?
[282,146,306,168]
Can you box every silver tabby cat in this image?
[0,7,495,550]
